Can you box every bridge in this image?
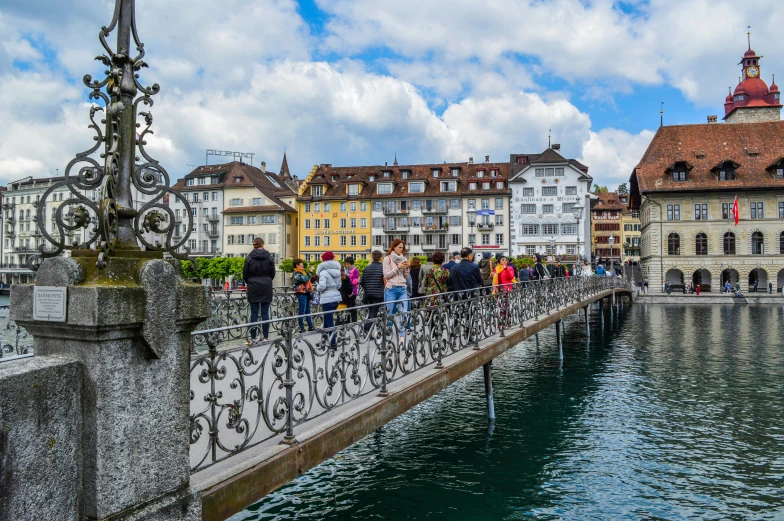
[188,276,631,521]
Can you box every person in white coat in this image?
[316,252,343,340]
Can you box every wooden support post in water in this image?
[584,305,590,337]
[483,361,495,421]
[556,319,563,361]
[535,333,540,349]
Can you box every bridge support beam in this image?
[482,361,495,421]
[535,333,540,349]
[584,305,590,337]
[555,319,563,360]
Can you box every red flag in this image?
[732,195,739,226]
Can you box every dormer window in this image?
[369,175,375,182]
[451,168,460,177]
[409,181,424,194]
[719,169,736,181]
[516,156,527,165]
[383,171,390,178]
[477,170,484,178]
[331,176,338,182]
[777,168,784,179]
[348,184,359,196]
[401,171,409,180]
[735,95,745,102]
[377,183,393,194]
[432,169,440,178]
[312,185,324,196]
[234,176,242,183]
[490,169,498,178]
[671,169,687,182]
[186,179,194,186]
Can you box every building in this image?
[298,158,511,259]
[218,158,299,263]
[170,165,227,257]
[590,192,625,267]
[631,41,784,293]
[619,193,641,264]
[509,147,592,259]
[297,164,372,262]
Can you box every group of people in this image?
[241,237,609,343]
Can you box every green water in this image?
[231,304,784,520]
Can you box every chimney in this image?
[261,161,266,172]
[468,157,474,164]
[552,144,561,151]
[484,155,490,163]
[707,115,718,123]
[385,162,388,167]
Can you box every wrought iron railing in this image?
[188,276,628,472]
[0,306,32,361]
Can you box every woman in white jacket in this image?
[316,252,343,336]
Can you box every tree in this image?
[592,184,609,194]
[279,258,295,274]
[354,258,369,275]
[617,183,629,194]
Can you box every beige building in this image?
[219,159,299,263]
[619,193,641,264]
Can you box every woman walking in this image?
[243,237,275,344]
[383,239,410,335]
[315,252,342,344]
[292,258,314,332]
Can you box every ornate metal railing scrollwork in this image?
[30,0,195,271]
[189,276,628,472]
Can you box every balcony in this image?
[5,230,14,237]
[2,203,14,211]
[422,243,437,250]
[207,215,219,222]
[422,224,449,233]
[14,246,35,252]
[5,215,14,223]
[476,223,494,231]
[422,207,448,215]
[208,230,220,238]
[382,207,409,216]
[174,216,183,223]
[382,224,410,233]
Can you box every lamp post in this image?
[608,234,616,269]
[572,202,584,260]
[549,236,556,258]
[467,206,477,249]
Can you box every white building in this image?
[509,147,593,260]
[170,164,226,257]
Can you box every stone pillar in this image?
[11,254,209,521]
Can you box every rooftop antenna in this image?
[747,26,751,50]
[548,129,551,148]
[660,100,664,127]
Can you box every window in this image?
[672,170,687,181]
[361,202,367,211]
[203,192,209,201]
[350,218,357,228]
[227,235,235,245]
[667,204,680,221]
[667,233,680,255]
[186,179,194,186]
[482,182,490,190]
[374,236,382,246]
[230,198,242,206]
[566,186,577,196]
[305,203,311,213]
[377,184,393,194]
[542,205,554,213]
[719,169,735,181]
[750,202,763,219]
[468,199,476,210]
[451,199,460,209]
[561,224,577,234]
[382,171,390,178]
[563,203,576,213]
[694,204,707,220]
[535,168,544,177]
[451,234,460,245]
[722,202,730,219]
[477,170,484,178]
[401,171,409,180]
[522,225,539,235]
[525,245,536,255]
[469,182,477,190]
[340,218,347,228]
[481,234,490,245]
[350,202,357,212]
[490,169,498,178]
[432,169,440,178]
[409,182,425,193]
[517,157,528,165]
[440,181,456,192]
[324,236,330,246]
[523,188,534,197]
[521,204,536,214]
[230,216,243,225]
[780,201,784,218]
[237,234,245,245]
[252,198,262,205]
[481,199,490,210]
[324,219,331,229]
[542,224,558,235]
[451,168,460,177]
[348,184,359,195]
[340,236,347,246]
[542,187,557,196]
[777,168,784,179]
[695,233,708,255]
[314,219,321,229]
[373,202,382,211]
[495,215,504,225]
[314,236,320,247]
[495,234,504,245]
[496,182,504,189]
[369,176,376,183]
[724,232,735,254]
[360,218,367,228]
[304,219,311,229]
[350,236,357,246]
[247,216,257,225]
[752,231,764,254]
[361,236,367,246]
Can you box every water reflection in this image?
[232,303,784,520]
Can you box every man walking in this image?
[360,250,385,330]
[449,247,483,299]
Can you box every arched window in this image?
[668,233,680,255]
[724,232,736,255]
[780,232,784,254]
[695,233,708,255]
[752,231,764,255]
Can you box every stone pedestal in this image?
[11,255,209,521]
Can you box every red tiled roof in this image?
[631,121,784,194]
[591,192,627,211]
[297,162,510,201]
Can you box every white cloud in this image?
[579,128,656,189]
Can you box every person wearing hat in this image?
[315,252,343,338]
[478,251,495,293]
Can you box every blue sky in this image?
[0,0,781,189]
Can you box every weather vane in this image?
[31,0,195,270]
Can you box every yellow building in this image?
[619,193,641,264]
[297,165,372,262]
[220,159,298,263]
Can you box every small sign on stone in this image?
[33,286,67,322]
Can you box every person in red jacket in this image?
[496,256,516,292]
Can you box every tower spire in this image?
[747,25,751,50]
[279,149,291,179]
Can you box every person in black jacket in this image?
[532,253,549,280]
[449,247,483,299]
[243,237,276,343]
[360,250,385,329]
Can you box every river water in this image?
[230,303,784,520]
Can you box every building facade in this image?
[590,192,625,267]
[619,193,641,264]
[509,147,592,259]
[632,42,784,293]
[170,165,226,257]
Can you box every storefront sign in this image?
[33,286,67,322]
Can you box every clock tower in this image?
[724,39,782,123]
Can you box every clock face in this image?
[747,66,759,78]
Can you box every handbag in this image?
[311,291,320,305]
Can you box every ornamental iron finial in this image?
[30,0,195,270]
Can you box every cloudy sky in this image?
[1,0,781,189]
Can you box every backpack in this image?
[479,259,492,283]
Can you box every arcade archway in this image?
[692,269,712,291]
[748,268,768,292]
[721,269,739,289]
